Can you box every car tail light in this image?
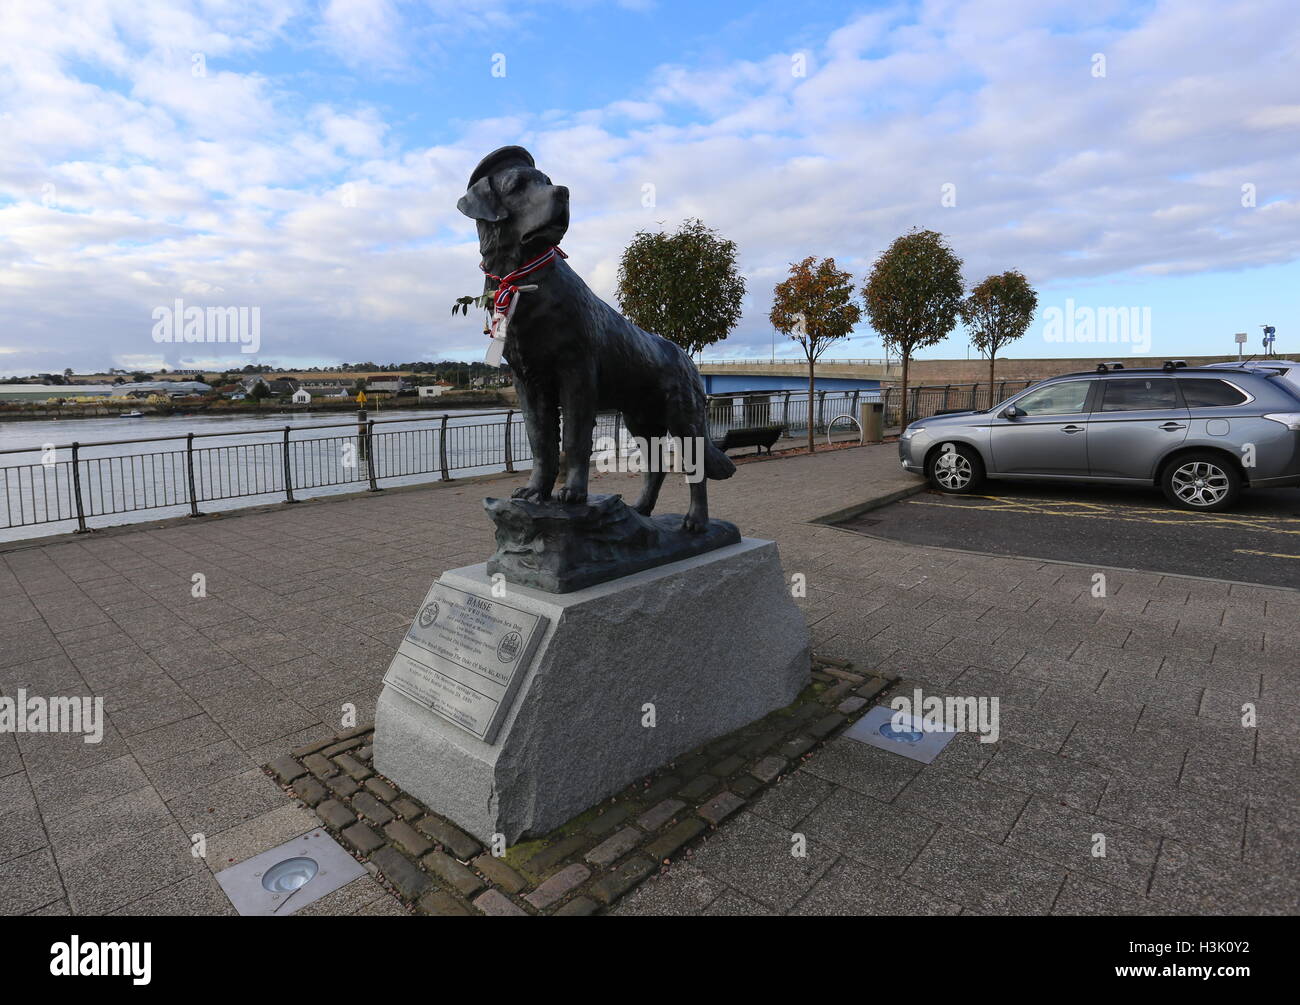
[1263,412,1300,430]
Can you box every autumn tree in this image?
[863,229,964,431]
[960,270,1038,404]
[769,256,863,453]
[616,218,745,356]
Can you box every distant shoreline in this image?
[0,391,513,423]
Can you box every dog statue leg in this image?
[556,384,595,504]
[514,382,559,502]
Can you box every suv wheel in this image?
[1162,453,1240,512]
[926,442,985,494]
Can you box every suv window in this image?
[1178,378,1249,407]
[1012,380,1092,416]
[1099,378,1179,412]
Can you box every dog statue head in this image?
[457,146,570,264]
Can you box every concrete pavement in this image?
[2,442,1296,915]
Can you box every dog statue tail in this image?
[703,439,736,480]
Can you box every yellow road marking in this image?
[1234,548,1300,561]
[905,494,1300,538]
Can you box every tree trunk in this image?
[899,350,911,432]
[988,348,997,409]
[807,353,816,454]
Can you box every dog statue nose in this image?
[556,185,569,201]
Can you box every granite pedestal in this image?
[373,537,809,844]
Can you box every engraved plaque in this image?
[382,581,547,743]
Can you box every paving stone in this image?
[808,713,846,739]
[895,770,1030,843]
[800,786,938,875]
[423,850,485,897]
[333,753,370,782]
[473,854,528,894]
[636,798,686,832]
[731,774,764,798]
[524,833,588,873]
[585,804,632,837]
[780,735,817,759]
[612,863,727,916]
[646,817,707,862]
[749,755,787,783]
[905,825,1065,915]
[291,776,328,807]
[589,856,656,905]
[418,890,473,916]
[585,827,642,867]
[321,736,365,758]
[792,858,960,916]
[363,777,399,802]
[417,817,482,861]
[291,737,336,758]
[372,846,431,901]
[677,774,718,801]
[302,753,337,778]
[524,862,590,909]
[639,775,681,803]
[1005,797,1162,894]
[384,819,433,858]
[341,822,385,854]
[391,798,423,820]
[554,895,599,916]
[326,774,360,798]
[351,791,395,826]
[317,799,356,831]
[267,755,306,783]
[698,791,745,826]
[709,755,745,778]
[978,741,1109,812]
[473,889,528,916]
[688,812,833,912]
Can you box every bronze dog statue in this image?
[457,145,735,532]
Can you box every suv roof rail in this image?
[1161,359,1188,370]
[1095,361,1126,372]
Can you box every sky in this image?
[0,0,1297,376]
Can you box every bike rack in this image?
[826,413,864,447]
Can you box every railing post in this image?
[186,432,204,516]
[365,419,380,491]
[611,412,622,465]
[971,382,980,409]
[439,415,450,481]
[504,409,515,473]
[942,384,951,409]
[357,407,368,461]
[282,426,297,504]
[70,442,88,534]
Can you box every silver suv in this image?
[898,363,1300,511]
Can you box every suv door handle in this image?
[1061,425,1085,433]
[1159,422,1186,431]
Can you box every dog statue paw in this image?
[556,486,588,505]
[512,485,550,502]
[681,512,708,534]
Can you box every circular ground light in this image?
[262,856,319,893]
[878,720,924,744]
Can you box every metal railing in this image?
[698,357,894,367]
[880,380,1035,428]
[0,392,872,534]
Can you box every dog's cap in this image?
[467,146,535,188]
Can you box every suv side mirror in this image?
[1000,405,1022,419]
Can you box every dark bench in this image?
[714,425,785,456]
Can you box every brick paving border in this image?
[264,655,896,916]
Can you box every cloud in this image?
[0,0,1297,375]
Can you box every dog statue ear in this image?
[457,177,507,222]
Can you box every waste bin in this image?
[860,400,884,442]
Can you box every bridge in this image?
[695,358,902,394]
